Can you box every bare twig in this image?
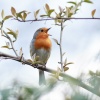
[13,17,100,22]
[59,22,64,71]
[0,51,100,97]
[3,31,18,57]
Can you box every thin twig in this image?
[59,22,64,71]
[3,31,18,57]
[13,17,100,22]
[0,51,100,97]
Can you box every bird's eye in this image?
[41,30,43,32]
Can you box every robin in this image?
[30,27,52,85]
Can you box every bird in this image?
[30,27,52,85]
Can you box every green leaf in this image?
[7,28,18,40]
[52,38,59,45]
[17,12,23,19]
[84,0,93,4]
[48,9,54,16]
[1,45,9,49]
[64,67,69,72]
[1,42,10,49]
[67,1,77,5]
[23,12,27,20]
[4,15,13,21]
[66,62,74,66]
[57,19,62,23]
[65,7,70,18]
[40,15,48,17]
[11,7,16,16]
[1,9,4,19]
[91,9,96,18]
[34,9,40,19]
[36,9,40,16]
[63,62,73,68]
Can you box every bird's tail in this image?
[39,70,46,85]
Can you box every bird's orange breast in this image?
[34,37,52,50]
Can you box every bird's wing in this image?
[30,39,36,60]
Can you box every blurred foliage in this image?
[0,74,100,100]
[88,70,100,92]
[0,78,57,100]
[69,92,89,100]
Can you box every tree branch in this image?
[13,17,100,22]
[3,31,18,57]
[59,22,64,71]
[0,51,100,97]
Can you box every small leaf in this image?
[11,7,16,16]
[59,6,63,13]
[7,31,15,36]
[27,59,33,63]
[62,52,66,56]
[64,58,67,67]
[57,19,62,23]
[1,42,10,49]
[40,15,48,17]
[84,0,93,4]
[67,1,77,5]
[48,9,54,16]
[64,67,69,72]
[17,12,23,19]
[1,45,9,49]
[23,12,27,20]
[7,28,18,40]
[63,62,73,68]
[65,7,70,18]
[52,38,59,45]
[35,56,40,61]
[91,9,96,18]
[66,62,74,66]
[19,47,23,56]
[45,4,50,11]
[36,9,40,16]
[4,15,13,21]
[1,9,4,19]
[34,9,40,19]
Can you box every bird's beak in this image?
[47,28,52,36]
[47,27,51,31]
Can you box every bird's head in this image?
[33,27,51,39]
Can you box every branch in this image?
[13,17,100,22]
[0,51,100,97]
[59,22,63,71]
[3,31,18,57]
